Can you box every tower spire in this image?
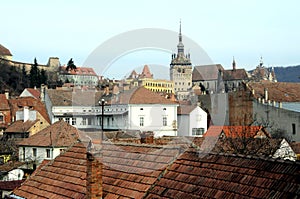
[232,56,236,71]
[177,20,184,56]
[179,19,182,42]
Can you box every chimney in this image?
[4,89,9,99]
[264,88,268,101]
[279,102,282,108]
[40,84,46,102]
[87,151,103,199]
[24,106,29,122]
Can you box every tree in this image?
[66,58,76,71]
[29,58,41,88]
[40,69,47,85]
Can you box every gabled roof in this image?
[47,89,103,106]
[18,120,80,147]
[9,96,50,123]
[145,148,300,199]
[139,65,153,78]
[4,120,39,133]
[223,68,249,81]
[0,94,9,110]
[177,105,198,115]
[193,64,224,81]
[21,88,41,99]
[0,44,12,56]
[60,66,97,76]
[204,125,271,138]
[111,87,178,105]
[12,141,182,198]
[248,81,300,102]
[11,139,300,199]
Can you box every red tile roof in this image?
[61,66,97,76]
[248,81,300,102]
[18,120,80,147]
[0,94,9,110]
[223,68,249,80]
[0,161,25,172]
[9,96,50,123]
[145,148,300,198]
[11,141,300,198]
[24,88,41,99]
[0,44,12,56]
[204,125,271,138]
[117,87,177,105]
[140,65,153,78]
[4,120,39,133]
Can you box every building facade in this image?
[170,22,193,100]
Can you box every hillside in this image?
[274,65,300,82]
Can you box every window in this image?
[46,149,51,158]
[292,123,296,135]
[33,148,37,157]
[140,117,144,126]
[163,117,167,126]
[140,108,143,110]
[192,128,205,136]
[82,118,87,125]
[65,117,70,124]
[0,115,4,122]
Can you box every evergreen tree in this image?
[40,69,47,85]
[66,58,76,71]
[29,58,41,88]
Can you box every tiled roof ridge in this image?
[184,149,300,166]
[102,140,183,150]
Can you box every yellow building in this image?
[126,65,174,94]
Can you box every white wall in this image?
[19,146,66,165]
[2,169,24,181]
[128,104,178,137]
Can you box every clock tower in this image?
[170,21,192,100]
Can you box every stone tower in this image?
[170,21,192,100]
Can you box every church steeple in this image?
[232,56,236,71]
[177,20,184,56]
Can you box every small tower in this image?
[170,21,193,100]
[232,56,236,71]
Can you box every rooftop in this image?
[0,44,12,56]
[18,120,80,147]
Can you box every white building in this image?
[18,120,80,167]
[45,87,178,137]
[177,105,207,136]
[59,66,99,87]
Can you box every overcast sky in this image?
[1,0,299,78]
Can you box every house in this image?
[177,105,207,136]
[107,86,178,137]
[9,140,300,198]
[45,86,178,137]
[4,120,41,140]
[19,87,41,100]
[18,120,80,166]
[0,44,13,61]
[45,88,103,128]
[59,66,99,87]
[0,93,11,133]
[0,162,25,181]
[250,57,277,82]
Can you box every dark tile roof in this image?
[248,81,300,102]
[223,68,249,81]
[4,120,38,133]
[60,66,97,76]
[0,161,25,172]
[290,142,300,154]
[193,64,224,81]
[177,105,197,115]
[0,44,12,56]
[9,96,50,123]
[47,89,103,106]
[0,180,24,191]
[18,120,80,147]
[0,94,9,110]
[145,148,300,199]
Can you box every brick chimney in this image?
[4,89,9,99]
[86,150,103,199]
